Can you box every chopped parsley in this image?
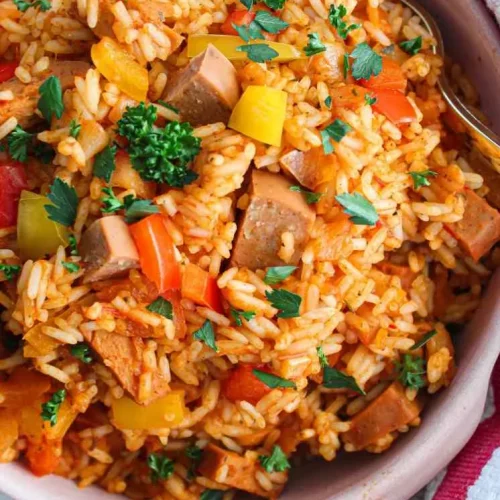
[70,343,93,364]
[69,120,81,139]
[185,444,202,480]
[230,307,256,326]
[253,10,289,33]
[236,43,279,62]
[100,188,159,222]
[324,95,332,109]
[335,192,379,226]
[328,4,360,39]
[410,170,437,190]
[68,234,79,256]
[241,0,254,8]
[7,125,32,162]
[200,491,224,500]
[147,453,174,482]
[147,297,173,320]
[0,264,21,281]
[233,22,265,42]
[157,100,179,113]
[117,103,200,187]
[193,320,218,352]
[350,42,383,80]
[38,75,64,123]
[395,354,426,390]
[258,445,290,473]
[262,0,285,8]
[93,144,116,183]
[265,288,301,318]
[410,330,437,351]
[13,0,50,11]
[252,369,297,389]
[320,119,352,154]
[343,53,350,79]
[365,93,377,106]
[44,177,78,227]
[41,389,66,426]
[62,261,80,273]
[264,266,297,285]
[304,32,326,56]
[323,366,365,394]
[100,187,123,213]
[400,36,423,56]
[289,185,322,204]
[316,346,329,368]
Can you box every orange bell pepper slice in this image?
[371,89,417,125]
[181,263,223,313]
[129,214,181,294]
[359,57,407,93]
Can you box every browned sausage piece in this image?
[80,329,169,404]
[80,215,140,283]
[163,45,240,126]
[343,381,422,450]
[445,189,500,261]
[230,170,316,270]
[198,444,285,498]
[0,61,90,129]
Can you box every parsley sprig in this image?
[252,369,296,389]
[233,10,288,41]
[0,264,21,281]
[410,170,437,190]
[44,178,78,227]
[200,491,224,500]
[41,389,66,426]
[410,330,437,351]
[7,126,32,162]
[259,445,290,473]
[350,42,383,80]
[185,444,202,480]
[236,44,279,62]
[193,320,218,352]
[38,75,64,123]
[93,144,116,183]
[100,187,159,223]
[147,453,174,482]
[13,0,50,12]
[147,297,173,320]
[321,119,352,154]
[335,192,379,226]
[395,354,426,390]
[265,288,301,318]
[69,120,81,139]
[117,103,200,187]
[230,307,256,326]
[263,266,297,285]
[289,185,322,204]
[304,33,326,56]
[62,261,80,273]
[400,36,423,56]
[328,4,360,39]
[71,343,93,363]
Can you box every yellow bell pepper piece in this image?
[17,191,69,261]
[112,391,186,430]
[91,37,148,102]
[187,35,304,62]
[228,85,287,146]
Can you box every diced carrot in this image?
[161,289,187,338]
[129,214,181,294]
[371,89,417,125]
[25,438,61,477]
[222,364,272,405]
[359,57,407,92]
[181,263,223,313]
[331,84,369,110]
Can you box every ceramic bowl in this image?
[1,1,499,499]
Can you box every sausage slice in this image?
[163,44,240,126]
[445,189,500,261]
[343,381,422,450]
[80,215,140,283]
[230,170,316,270]
[0,61,90,129]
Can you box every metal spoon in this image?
[401,0,500,206]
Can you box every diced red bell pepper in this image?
[129,214,181,294]
[222,364,272,405]
[0,161,28,228]
[181,263,223,313]
[0,61,18,83]
[359,57,407,92]
[371,89,417,125]
[25,438,61,477]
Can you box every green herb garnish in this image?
[400,36,422,56]
[68,234,79,256]
[157,100,179,113]
[317,346,329,368]
[123,197,159,223]
[254,10,289,33]
[69,120,81,139]
[44,177,78,227]
[258,445,290,473]
[13,0,50,12]
[304,32,326,56]
[252,369,297,389]
[325,96,332,109]
[350,42,383,80]
[193,320,218,352]
[200,491,224,500]
[323,366,365,394]
[93,144,116,183]
[289,185,322,204]
[117,103,200,187]
[395,354,426,389]
[410,170,437,190]
[71,343,93,363]
[7,125,32,162]
[33,142,56,164]
[40,389,66,426]
[410,330,437,350]
[265,289,301,318]
[147,297,173,320]
[62,261,80,273]
[147,453,174,482]
[236,43,279,62]
[365,93,377,105]
[343,53,350,79]
[335,192,379,226]
[233,22,265,42]
[264,266,297,285]
[38,75,64,122]
[262,0,285,8]
[320,119,352,154]
[328,4,360,39]
[230,307,256,326]
[0,264,21,281]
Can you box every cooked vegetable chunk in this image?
[80,215,140,283]
[231,170,315,270]
[163,45,240,126]
[279,148,325,190]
